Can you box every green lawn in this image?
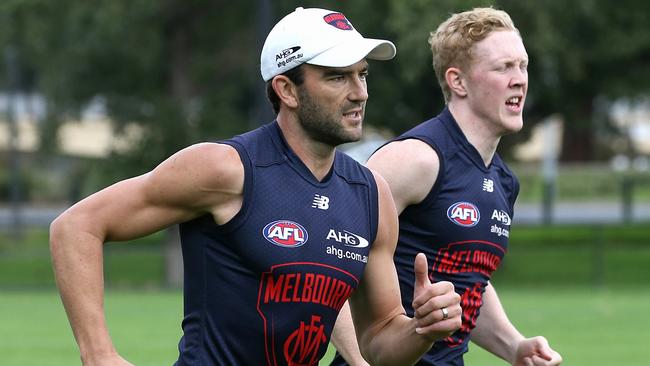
[462,287,647,366]
[0,290,182,365]
[2,224,649,364]
[1,287,646,365]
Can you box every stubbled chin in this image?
[348,127,363,141]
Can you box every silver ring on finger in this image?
[440,307,449,320]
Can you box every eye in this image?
[359,71,369,81]
[495,64,508,72]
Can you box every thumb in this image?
[413,253,431,291]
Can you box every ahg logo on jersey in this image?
[447,202,480,227]
[491,209,511,225]
[490,209,511,237]
[326,229,368,248]
[263,220,309,247]
[325,229,370,263]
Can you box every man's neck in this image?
[276,115,336,181]
[448,103,501,167]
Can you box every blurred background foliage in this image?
[0,0,648,191]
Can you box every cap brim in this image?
[306,38,396,68]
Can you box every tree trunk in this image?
[560,98,595,161]
[164,7,195,288]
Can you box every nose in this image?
[510,67,527,89]
[349,76,368,102]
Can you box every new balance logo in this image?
[311,194,330,210]
[482,178,494,192]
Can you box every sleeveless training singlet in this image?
[331,107,519,366]
[174,121,379,366]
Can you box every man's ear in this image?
[446,67,467,98]
[272,75,299,109]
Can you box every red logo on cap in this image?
[323,12,352,30]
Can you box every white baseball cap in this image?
[260,7,396,81]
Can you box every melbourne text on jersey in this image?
[261,272,354,311]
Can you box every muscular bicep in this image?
[58,142,244,242]
[366,139,440,214]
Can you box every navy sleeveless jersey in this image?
[174,121,379,366]
[331,107,519,366]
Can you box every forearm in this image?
[331,302,370,366]
[50,215,117,361]
[360,311,435,366]
[471,283,524,363]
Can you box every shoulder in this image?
[167,142,242,174]
[178,141,240,161]
[367,139,440,211]
[372,138,440,171]
[152,142,245,200]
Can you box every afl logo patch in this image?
[263,220,308,248]
[447,202,480,227]
[323,12,353,30]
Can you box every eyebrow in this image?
[321,64,369,77]
[495,56,529,64]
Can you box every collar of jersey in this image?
[439,107,495,173]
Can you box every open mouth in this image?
[506,96,522,109]
[343,110,362,119]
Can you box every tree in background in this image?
[502,0,650,161]
[1,0,649,180]
[377,0,650,161]
[1,0,648,286]
[0,0,268,285]
[0,0,266,185]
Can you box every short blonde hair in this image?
[429,7,519,102]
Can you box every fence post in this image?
[541,118,560,225]
[592,225,605,287]
[4,46,24,242]
[621,175,634,223]
[165,225,184,288]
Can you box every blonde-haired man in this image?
[332,7,562,366]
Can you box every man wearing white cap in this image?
[50,7,461,366]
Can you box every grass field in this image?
[1,287,646,365]
[2,224,649,364]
